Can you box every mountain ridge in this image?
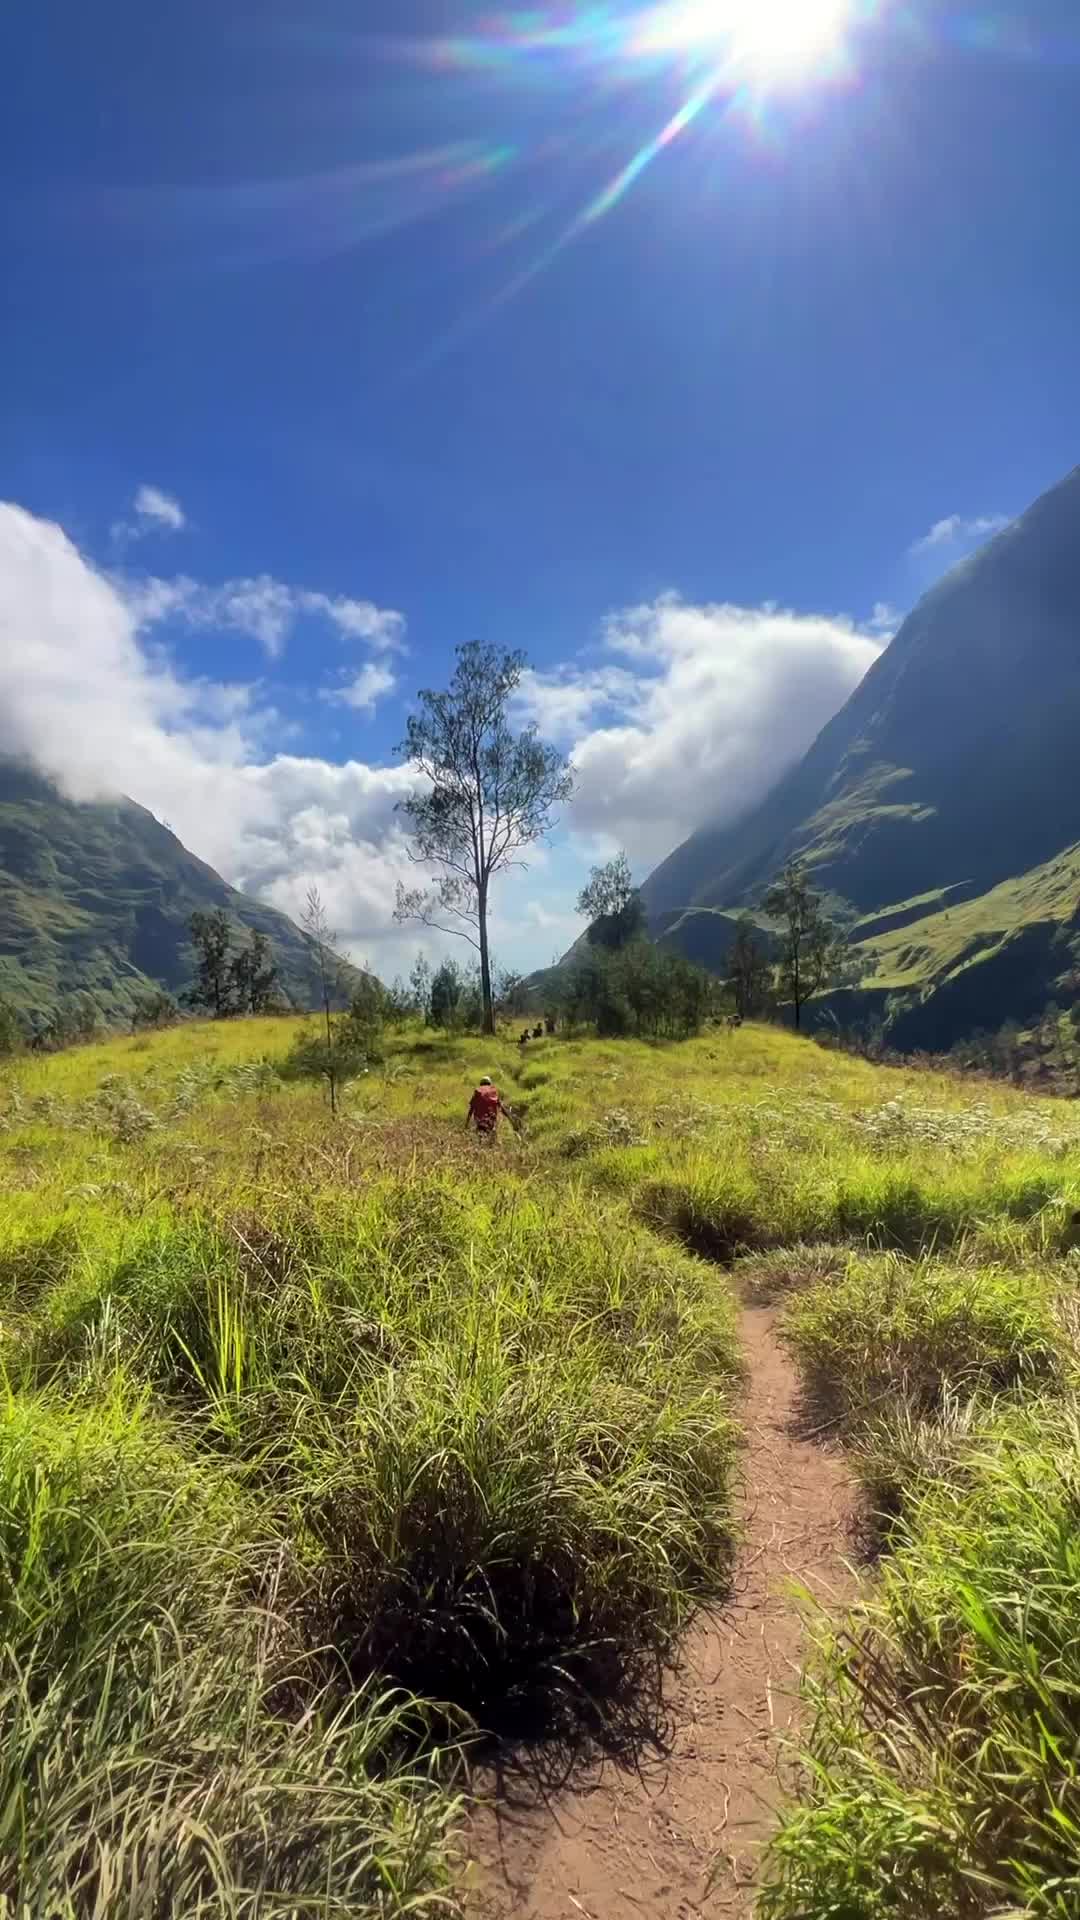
[643,466,1080,925]
[0,759,350,1020]
[639,465,1080,1045]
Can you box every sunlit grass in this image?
[4,1014,1080,1912]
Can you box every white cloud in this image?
[120,571,406,660]
[0,500,421,966]
[134,484,186,532]
[520,594,885,868]
[514,664,639,738]
[323,661,398,714]
[111,483,187,546]
[868,600,902,636]
[910,511,1009,555]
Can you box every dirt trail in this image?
[465,1303,860,1920]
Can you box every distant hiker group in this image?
[519,1016,555,1046]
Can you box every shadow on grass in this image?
[324,1555,736,1786]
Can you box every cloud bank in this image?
[0,501,417,962]
[518,594,885,867]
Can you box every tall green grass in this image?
[761,1407,1080,1919]
[0,1386,458,1917]
[13,1184,739,1719]
[780,1251,1064,1420]
[6,1016,1080,1911]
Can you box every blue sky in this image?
[2,0,1078,973]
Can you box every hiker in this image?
[545,1014,556,1035]
[466,1075,511,1140]
[532,1023,543,1040]
[519,1028,529,1047]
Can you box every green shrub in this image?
[780,1253,1063,1420]
[0,995,23,1057]
[639,1158,762,1262]
[278,1020,373,1088]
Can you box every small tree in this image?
[494,967,529,1019]
[409,955,433,1026]
[229,929,279,1014]
[577,851,645,951]
[727,913,772,1019]
[762,863,848,1032]
[341,975,386,1062]
[383,976,414,1027]
[429,958,464,1031]
[188,910,236,1019]
[394,642,574,1034]
[301,886,343,1114]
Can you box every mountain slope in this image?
[643,467,1080,925]
[639,467,1080,1044]
[0,761,342,1019]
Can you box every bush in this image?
[21,1185,739,1725]
[130,986,181,1030]
[556,939,716,1039]
[0,1393,456,1919]
[279,1021,373,1090]
[779,1253,1063,1421]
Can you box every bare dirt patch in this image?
[464,1301,860,1920]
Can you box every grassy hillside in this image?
[652,844,1080,1052]
[0,760,352,1020]
[860,844,1080,989]
[3,1016,1080,1911]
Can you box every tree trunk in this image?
[478,881,495,1035]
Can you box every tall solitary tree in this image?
[394,642,574,1034]
[762,862,848,1031]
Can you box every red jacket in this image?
[469,1086,501,1131]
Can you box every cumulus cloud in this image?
[518,594,885,867]
[120,572,406,659]
[910,511,1009,555]
[0,500,419,964]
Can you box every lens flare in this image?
[634,0,855,81]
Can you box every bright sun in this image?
[639,0,854,83]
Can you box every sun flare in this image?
[637,0,855,83]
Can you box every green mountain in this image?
[640,466,1080,1046]
[0,760,346,1022]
